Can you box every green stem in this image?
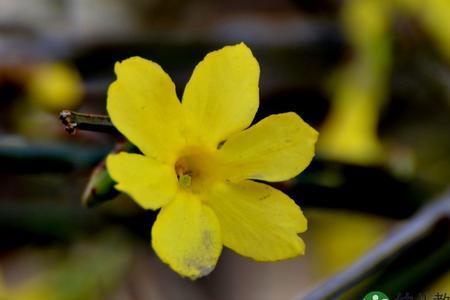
[59,110,119,135]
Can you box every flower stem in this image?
[59,110,119,135]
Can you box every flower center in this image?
[174,148,219,192]
[175,156,194,188]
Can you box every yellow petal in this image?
[218,112,318,182]
[107,153,177,210]
[107,57,185,163]
[206,180,307,261]
[182,43,260,148]
[152,192,222,279]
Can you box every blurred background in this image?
[0,0,449,299]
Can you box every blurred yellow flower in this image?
[318,75,385,165]
[106,43,318,279]
[319,0,449,166]
[27,62,84,112]
[318,0,391,165]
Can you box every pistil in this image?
[179,174,192,188]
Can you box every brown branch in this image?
[299,190,450,300]
[59,110,120,135]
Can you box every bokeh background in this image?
[0,0,449,299]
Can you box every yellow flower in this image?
[27,62,84,112]
[106,43,318,279]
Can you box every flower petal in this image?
[205,180,307,261]
[218,112,318,182]
[152,192,222,279]
[107,152,177,210]
[182,43,260,148]
[107,57,184,163]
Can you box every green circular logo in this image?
[363,291,390,300]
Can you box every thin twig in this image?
[59,110,120,135]
[298,191,450,300]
